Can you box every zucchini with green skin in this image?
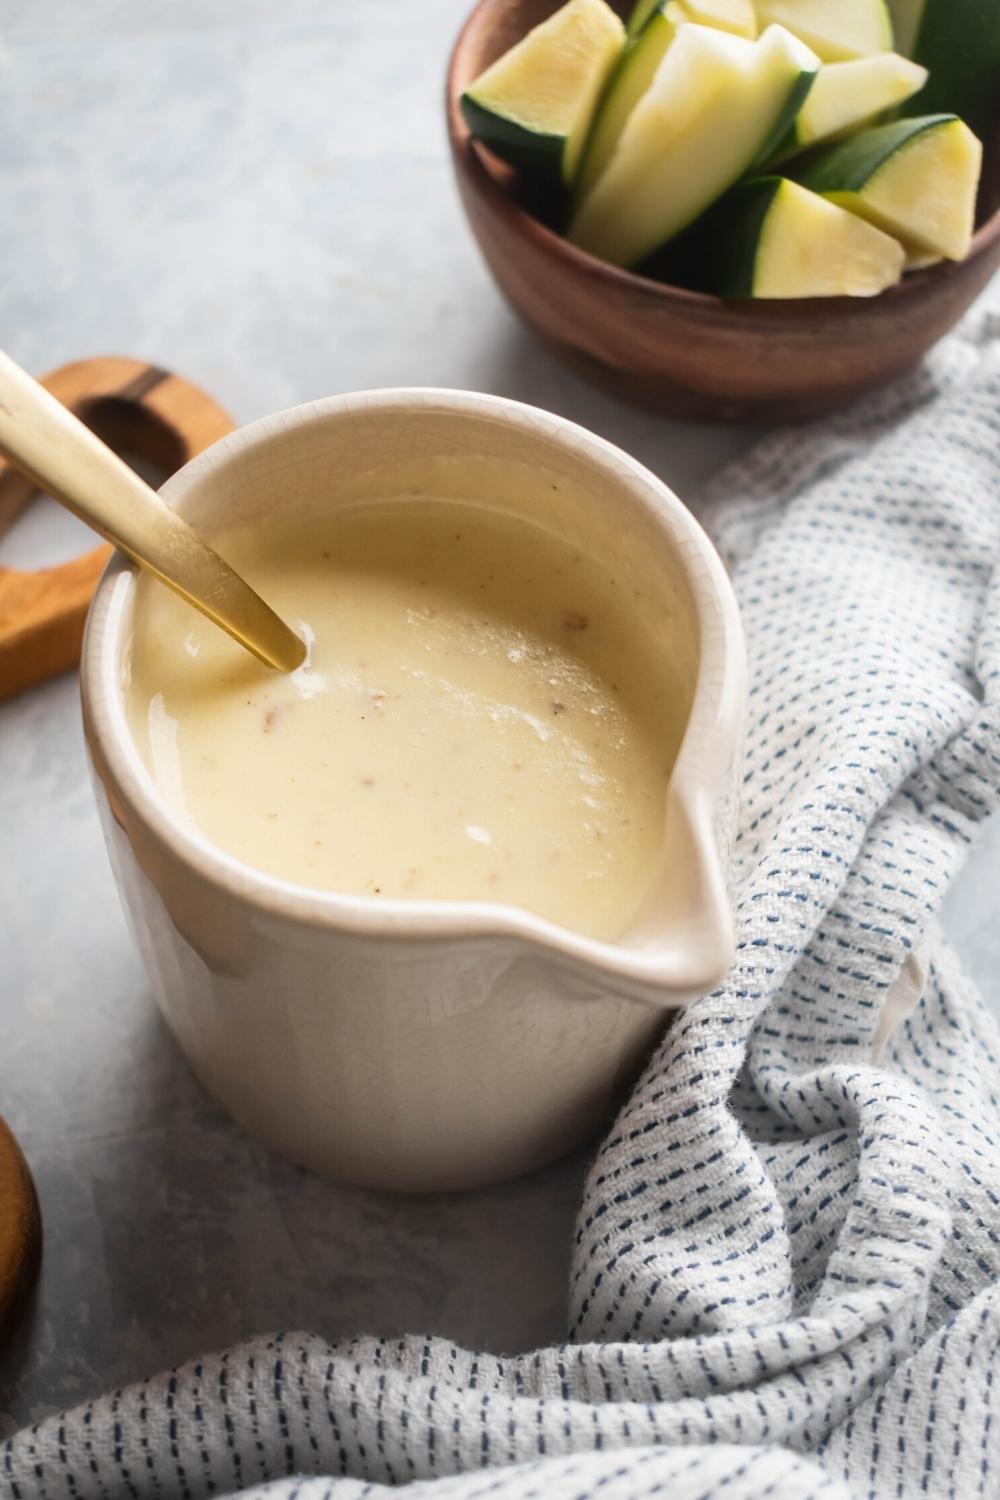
[580,0,759,197]
[756,0,893,60]
[700,176,905,296]
[795,113,982,261]
[570,23,820,268]
[674,0,756,37]
[888,0,1000,140]
[626,0,661,37]
[766,53,927,162]
[576,3,681,198]
[460,0,624,191]
[751,39,823,166]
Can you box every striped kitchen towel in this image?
[5,311,1000,1500]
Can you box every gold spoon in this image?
[0,349,305,672]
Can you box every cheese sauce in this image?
[126,499,685,940]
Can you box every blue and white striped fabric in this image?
[6,313,1000,1500]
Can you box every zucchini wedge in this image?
[767,53,927,161]
[905,249,944,270]
[576,3,681,199]
[626,0,662,36]
[579,0,759,198]
[570,23,819,268]
[460,0,624,190]
[889,0,1000,139]
[756,0,893,61]
[703,176,904,296]
[796,113,982,261]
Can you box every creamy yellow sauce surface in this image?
[126,499,683,940]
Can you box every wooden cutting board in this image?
[0,1117,41,1343]
[0,356,235,702]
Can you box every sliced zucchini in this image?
[796,113,982,261]
[751,31,823,166]
[576,3,681,198]
[676,0,756,37]
[460,0,624,190]
[569,23,819,268]
[767,53,927,161]
[889,0,1000,140]
[905,248,943,270]
[579,0,759,198]
[626,0,662,36]
[702,176,904,296]
[756,0,893,60]
[629,0,755,34]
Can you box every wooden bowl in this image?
[446,0,1000,422]
[0,1115,41,1344]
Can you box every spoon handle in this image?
[0,349,305,672]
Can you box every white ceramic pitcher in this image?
[82,390,746,1192]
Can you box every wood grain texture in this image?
[0,1116,41,1345]
[0,357,234,702]
[446,0,1000,422]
